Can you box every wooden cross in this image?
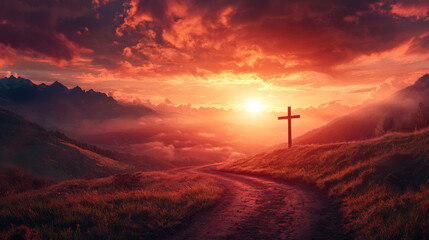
[278,106,300,148]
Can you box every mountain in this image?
[0,76,155,127]
[295,74,429,144]
[0,107,134,179]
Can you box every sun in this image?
[245,100,264,113]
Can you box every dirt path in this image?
[167,166,347,240]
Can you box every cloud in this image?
[0,25,75,61]
[0,44,16,68]
[407,34,429,54]
[109,0,429,80]
[347,87,377,93]
[296,100,359,121]
[3,0,429,82]
[74,112,247,164]
[391,1,429,19]
[0,0,94,62]
[135,141,175,161]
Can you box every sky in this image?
[1,0,429,157]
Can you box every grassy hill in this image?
[0,170,222,239]
[0,108,133,179]
[222,129,429,239]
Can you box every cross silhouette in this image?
[278,106,300,148]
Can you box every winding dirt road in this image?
[168,166,347,240]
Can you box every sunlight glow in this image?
[245,100,265,113]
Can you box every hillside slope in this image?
[0,108,133,179]
[222,130,429,239]
[295,74,429,144]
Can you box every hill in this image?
[221,129,429,239]
[0,107,135,179]
[0,76,154,127]
[295,74,429,144]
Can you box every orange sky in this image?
[2,0,429,134]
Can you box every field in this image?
[0,169,222,239]
[221,129,429,239]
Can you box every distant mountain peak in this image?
[48,81,68,91]
[0,76,35,90]
[71,86,83,93]
[37,83,47,90]
[51,81,65,87]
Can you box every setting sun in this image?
[245,100,265,113]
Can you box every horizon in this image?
[1,72,428,163]
[2,0,429,115]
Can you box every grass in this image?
[0,166,56,196]
[221,129,429,239]
[0,170,222,239]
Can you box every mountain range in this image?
[295,74,429,144]
[0,76,154,128]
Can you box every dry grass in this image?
[0,166,56,196]
[0,171,222,239]
[221,129,429,239]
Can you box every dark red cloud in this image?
[112,0,429,79]
[0,24,74,61]
[0,0,94,61]
[1,0,429,79]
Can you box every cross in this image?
[278,106,300,148]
